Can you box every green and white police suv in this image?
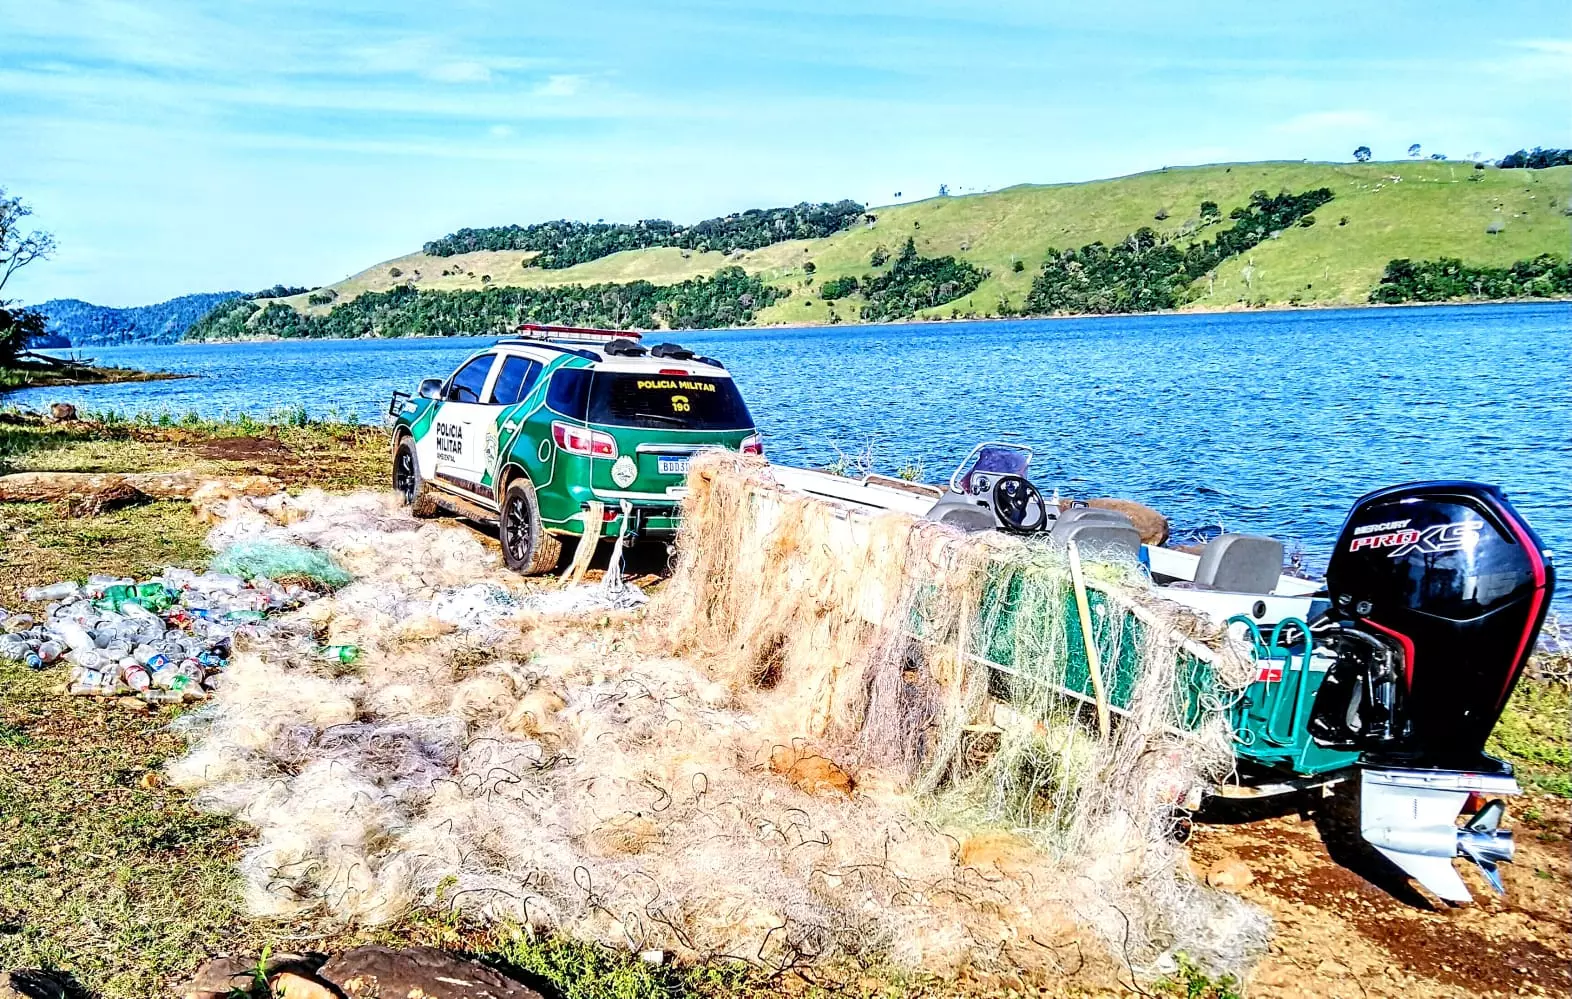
[388,325,762,574]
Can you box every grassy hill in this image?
[257,160,1571,329]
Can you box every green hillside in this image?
[248,160,1572,332]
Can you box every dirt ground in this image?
[1193,795,1570,999]
[2,412,1568,999]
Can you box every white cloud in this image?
[488,124,516,138]
[427,60,495,84]
[1511,38,1572,55]
[535,74,586,97]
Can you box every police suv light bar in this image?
[513,324,644,342]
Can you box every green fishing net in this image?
[211,542,353,588]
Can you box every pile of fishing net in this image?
[660,452,1271,975]
[168,472,1267,986]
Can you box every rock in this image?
[1206,854,1254,891]
[138,770,163,788]
[271,972,337,999]
[64,481,150,518]
[117,696,151,715]
[1085,498,1169,546]
[179,956,256,998]
[48,402,77,423]
[180,953,322,999]
[768,745,855,797]
[0,969,68,999]
[319,946,543,999]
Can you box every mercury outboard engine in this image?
[1308,481,1555,901]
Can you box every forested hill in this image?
[33,292,242,346]
[423,200,868,268]
[195,159,1572,339]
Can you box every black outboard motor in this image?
[1308,481,1555,901]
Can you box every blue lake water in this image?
[14,302,1572,615]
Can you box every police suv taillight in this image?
[552,421,617,458]
[740,432,764,456]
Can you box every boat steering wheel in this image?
[992,475,1049,533]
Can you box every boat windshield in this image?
[952,442,1033,492]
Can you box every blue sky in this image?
[2,1,1568,306]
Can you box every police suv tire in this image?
[500,478,563,575]
[394,437,438,518]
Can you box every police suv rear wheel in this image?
[393,437,437,518]
[500,478,563,575]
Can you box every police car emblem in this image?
[611,455,638,488]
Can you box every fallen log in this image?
[0,470,283,503]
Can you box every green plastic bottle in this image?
[136,582,174,612]
[321,644,360,664]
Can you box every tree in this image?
[1199,200,1221,220]
[1407,143,1422,158]
[0,188,57,362]
[1353,146,1372,162]
[937,184,949,197]
[1429,152,1447,160]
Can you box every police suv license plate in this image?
[657,456,691,475]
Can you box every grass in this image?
[0,408,389,491]
[1156,954,1243,999]
[261,160,1572,325]
[1487,674,1572,798]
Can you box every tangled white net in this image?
[170,471,1267,984]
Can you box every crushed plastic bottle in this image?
[321,644,360,665]
[23,581,81,602]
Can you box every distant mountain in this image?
[32,292,243,346]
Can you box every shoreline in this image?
[0,360,194,397]
[156,294,1572,346]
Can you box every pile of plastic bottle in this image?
[0,570,333,705]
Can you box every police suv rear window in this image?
[546,368,592,420]
[589,372,753,430]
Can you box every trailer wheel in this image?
[500,478,563,575]
[394,437,438,518]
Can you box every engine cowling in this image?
[1309,481,1555,769]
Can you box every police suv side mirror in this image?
[417,378,444,400]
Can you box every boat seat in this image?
[1053,521,1143,561]
[1050,507,1134,543]
[930,504,1000,533]
[1191,534,1285,593]
[1056,506,1135,527]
